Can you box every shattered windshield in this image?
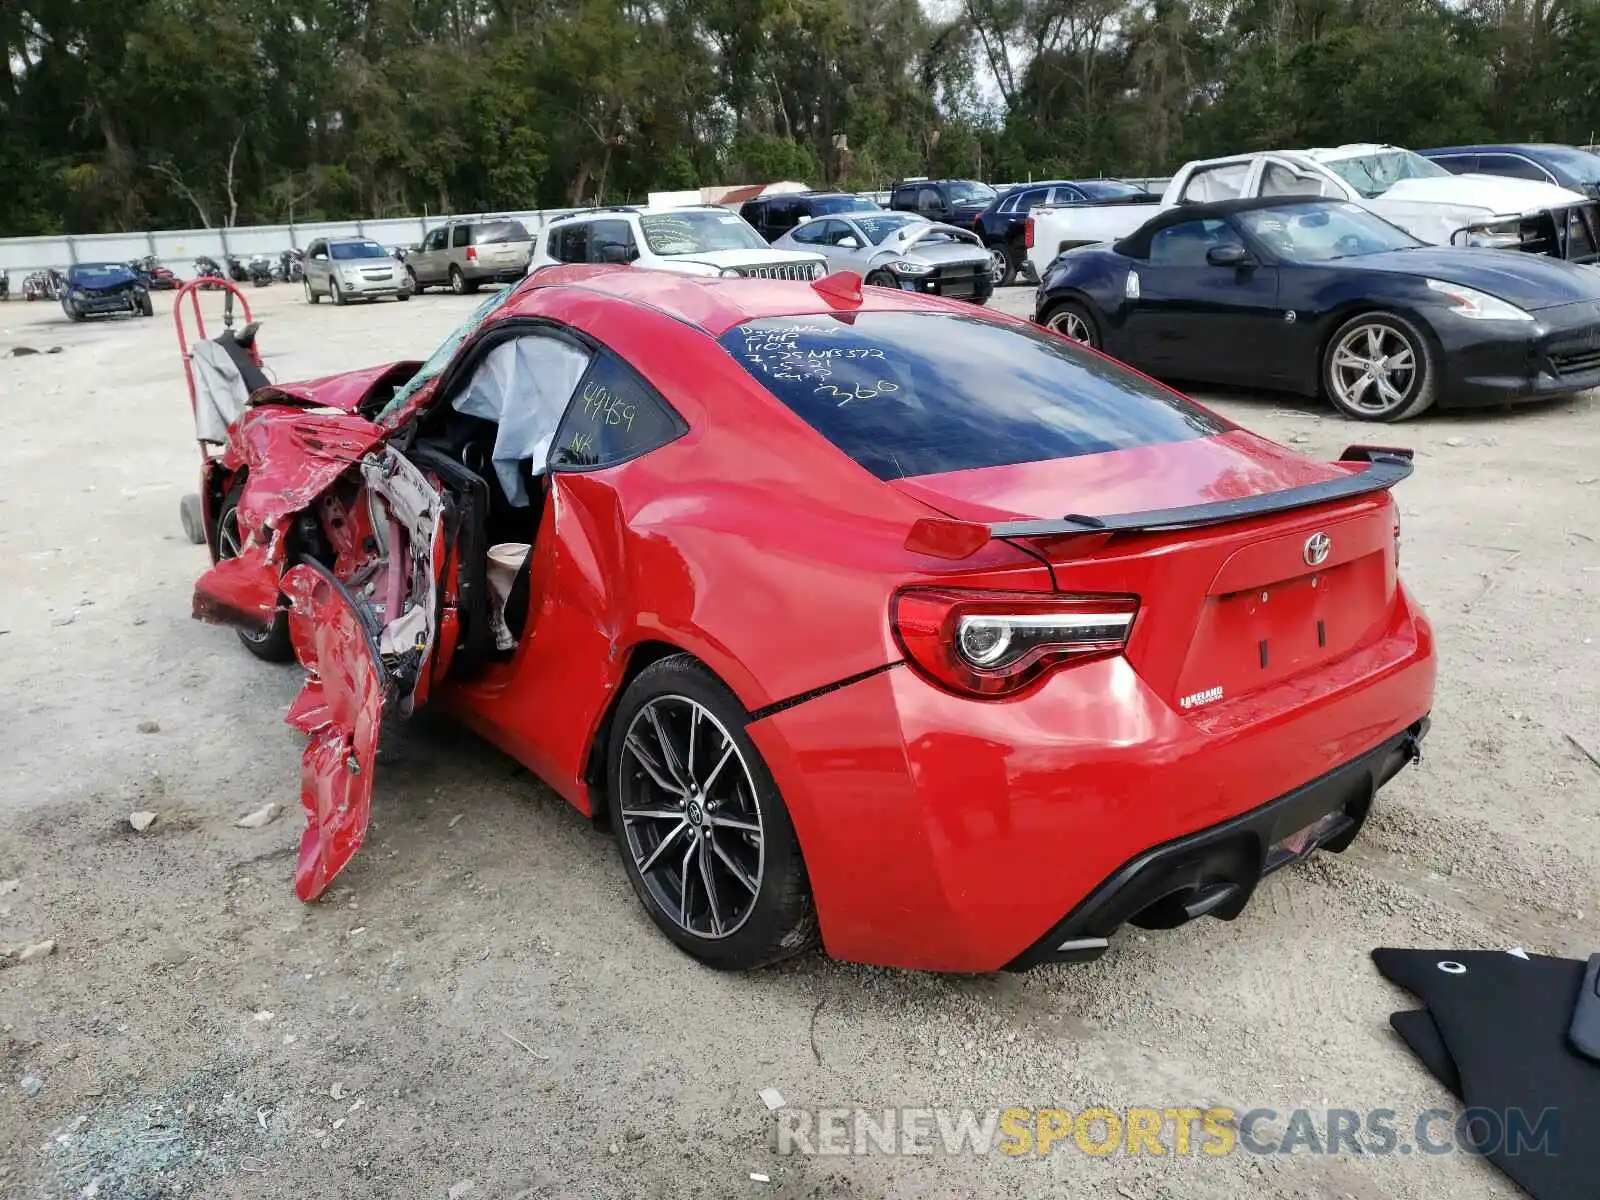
[1322,150,1450,199]
[380,286,518,419]
[71,263,136,285]
[639,211,768,255]
[853,213,924,245]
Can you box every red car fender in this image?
[254,360,422,415]
[226,406,385,538]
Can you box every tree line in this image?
[3,0,1599,236]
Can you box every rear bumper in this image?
[748,587,1435,973]
[1005,718,1428,969]
[464,264,530,284]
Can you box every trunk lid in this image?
[892,431,1402,711]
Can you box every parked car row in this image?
[281,142,1600,423]
[1024,142,1600,279]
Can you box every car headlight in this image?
[807,260,825,280]
[1426,279,1533,321]
[720,267,743,278]
[1461,219,1523,249]
[886,259,933,276]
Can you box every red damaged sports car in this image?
[191,265,1435,973]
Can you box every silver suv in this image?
[407,217,533,294]
[303,237,410,304]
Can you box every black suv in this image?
[886,179,999,231]
[971,180,1158,286]
[739,192,882,243]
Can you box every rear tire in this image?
[138,292,154,317]
[406,267,421,294]
[396,291,410,302]
[449,266,476,295]
[989,246,1018,288]
[215,485,295,663]
[1041,299,1100,350]
[607,655,818,970]
[1322,311,1436,422]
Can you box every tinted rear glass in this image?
[473,220,531,244]
[719,312,1223,480]
[811,195,880,215]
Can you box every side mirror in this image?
[598,243,633,265]
[1206,243,1249,267]
[837,236,860,249]
[795,215,813,225]
[312,252,328,261]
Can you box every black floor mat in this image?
[1372,947,1595,1199]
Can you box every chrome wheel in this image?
[1047,307,1094,346]
[989,249,1009,285]
[1329,323,1416,414]
[217,508,269,645]
[618,695,764,940]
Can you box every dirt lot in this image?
[1,278,1596,1200]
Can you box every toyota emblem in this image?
[1303,532,1332,566]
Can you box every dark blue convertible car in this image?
[1034,196,1600,422]
[61,262,154,321]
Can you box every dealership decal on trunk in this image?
[1179,685,1225,710]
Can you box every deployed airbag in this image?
[450,336,592,505]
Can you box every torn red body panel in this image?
[226,406,385,538]
[281,562,387,902]
[192,541,280,635]
[253,360,421,415]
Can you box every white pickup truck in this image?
[1025,144,1600,279]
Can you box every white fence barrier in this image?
[0,209,576,292]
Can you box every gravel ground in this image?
[0,279,1596,1200]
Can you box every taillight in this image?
[466,246,478,262]
[1025,217,1034,250]
[891,588,1138,698]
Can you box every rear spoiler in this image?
[906,446,1413,558]
[991,446,1413,539]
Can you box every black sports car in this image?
[61,262,154,321]
[1034,196,1600,421]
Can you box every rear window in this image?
[718,313,1223,480]
[473,220,531,245]
[810,195,879,216]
